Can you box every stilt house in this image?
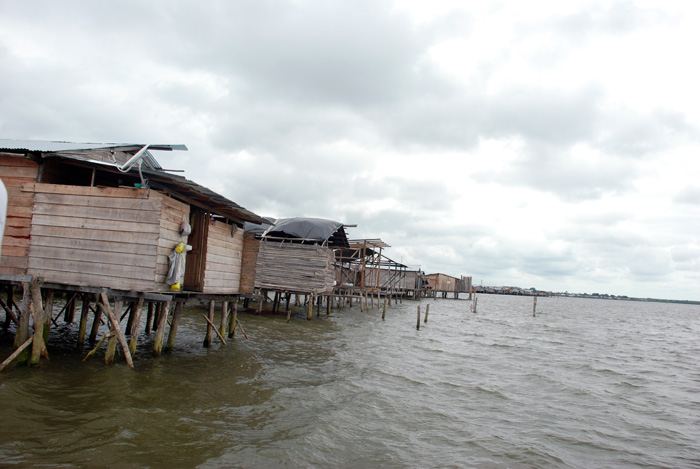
[0,140,265,294]
[242,217,350,295]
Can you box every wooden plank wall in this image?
[0,155,39,275]
[363,267,408,290]
[254,241,335,294]
[25,183,164,291]
[154,193,190,290]
[202,221,243,294]
[240,232,260,294]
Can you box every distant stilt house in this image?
[422,273,472,299]
[0,139,265,366]
[241,217,350,318]
[337,239,416,300]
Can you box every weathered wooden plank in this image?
[0,245,29,257]
[2,225,31,238]
[27,269,156,291]
[205,243,242,258]
[28,257,156,282]
[0,155,39,167]
[31,214,160,234]
[32,203,161,224]
[30,224,158,244]
[30,235,156,256]
[29,245,157,269]
[22,183,149,199]
[0,256,28,270]
[33,193,162,211]
[0,166,38,178]
[2,177,37,187]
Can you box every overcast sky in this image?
[2,1,699,300]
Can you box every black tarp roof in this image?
[261,217,349,247]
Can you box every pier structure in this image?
[0,140,266,368]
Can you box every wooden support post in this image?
[382,298,387,320]
[285,293,291,312]
[533,297,537,317]
[228,302,238,338]
[0,337,33,372]
[100,295,133,367]
[89,297,103,345]
[129,298,144,356]
[124,302,136,334]
[327,296,331,316]
[257,292,264,314]
[307,294,313,320]
[416,305,421,331]
[145,302,154,334]
[3,285,14,330]
[103,298,123,365]
[13,283,31,360]
[360,293,364,312]
[64,294,77,323]
[77,294,91,349]
[202,313,227,344]
[153,302,170,356]
[220,300,230,337]
[30,282,46,366]
[43,290,53,345]
[424,304,430,323]
[165,301,183,352]
[203,300,215,347]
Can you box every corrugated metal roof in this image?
[0,139,187,152]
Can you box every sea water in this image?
[1,294,698,468]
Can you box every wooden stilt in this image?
[145,302,154,334]
[153,302,170,356]
[228,302,238,338]
[103,298,123,366]
[2,285,14,330]
[220,300,229,337]
[64,293,77,323]
[382,298,387,320]
[307,294,313,320]
[166,301,183,352]
[0,337,33,372]
[203,300,215,347]
[43,290,53,345]
[424,304,430,323]
[129,298,144,356]
[416,305,421,331]
[201,314,226,344]
[88,297,103,345]
[13,283,31,361]
[29,282,46,366]
[124,302,136,332]
[77,294,91,349]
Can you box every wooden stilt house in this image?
[0,139,265,367]
[0,140,265,294]
[249,217,350,296]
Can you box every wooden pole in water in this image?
[128,298,144,356]
[153,302,170,356]
[382,298,387,320]
[229,301,238,338]
[29,282,46,366]
[416,305,421,330]
[145,302,154,334]
[424,304,430,323]
[77,294,90,349]
[103,298,123,365]
[0,337,33,372]
[307,294,314,320]
[166,301,183,352]
[99,294,133,368]
[203,300,215,347]
[13,283,31,365]
[220,300,229,337]
[201,314,227,344]
[533,296,537,317]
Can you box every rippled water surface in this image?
[1,295,699,468]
